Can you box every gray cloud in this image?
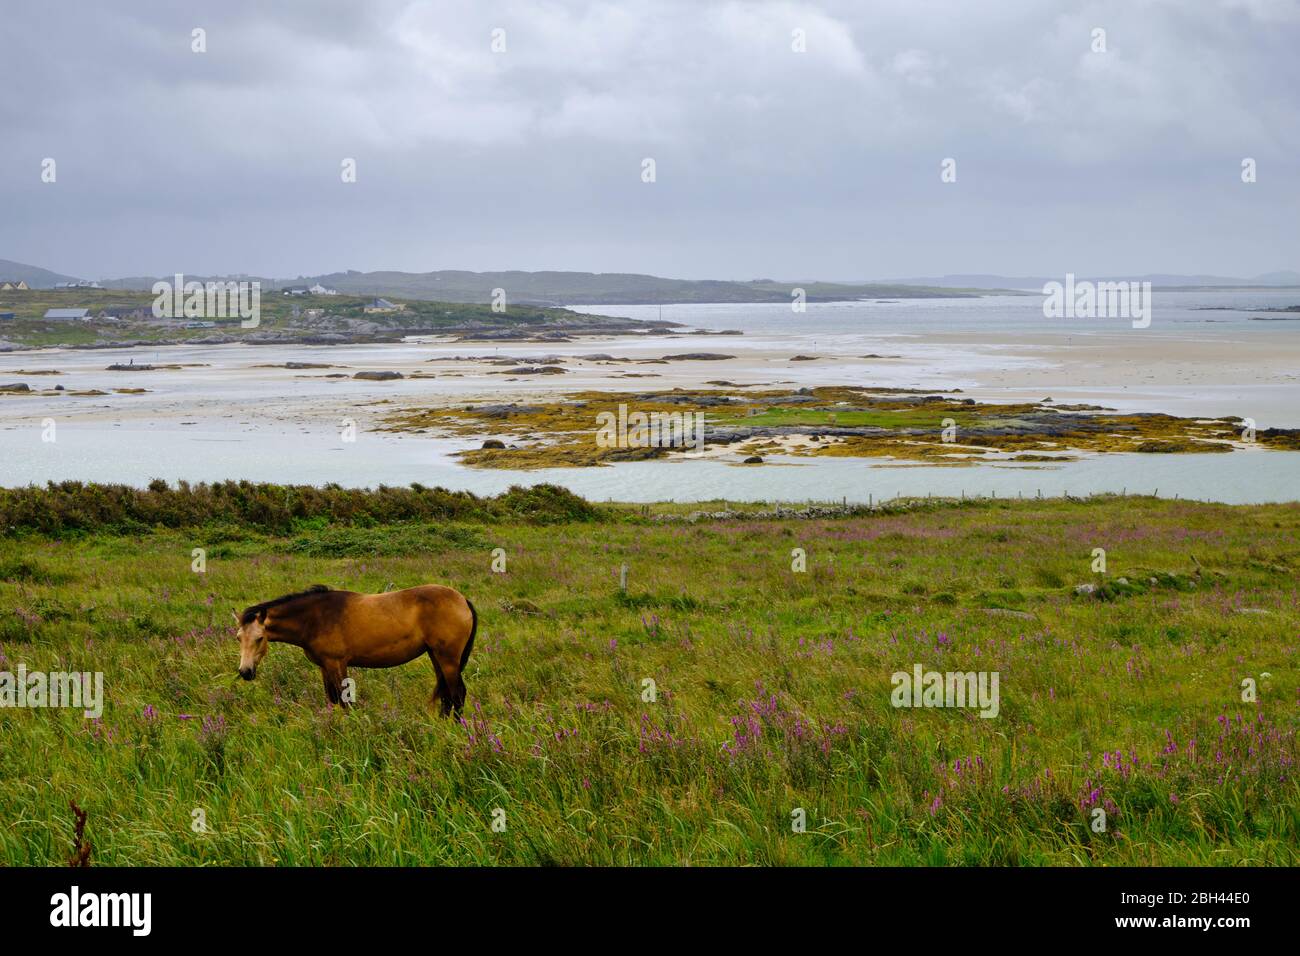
[1,0,1296,280]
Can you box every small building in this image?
[44,308,91,321]
[308,283,338,295]
[364,297,404,313]
[98,305,152,321]
[0,280,30,291]
[282,285,310,295]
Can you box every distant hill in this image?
[0,258,82,288]
[99,274,279,292]
[884,272,1300,290]
[23,258,1296,303]
[97,269,989,305]
[1251,271,1300,286]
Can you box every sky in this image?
[1,0,1297,281]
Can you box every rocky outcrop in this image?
[490,365,566,375]
[352,370,404,381]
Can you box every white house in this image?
[308,283,338,295]
[44,308,91,321]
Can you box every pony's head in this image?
[233,609,269,680]
[233,586,332,680]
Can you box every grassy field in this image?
[0,486,1296,865]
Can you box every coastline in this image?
[3,300,1298,501]
[4,321,1298,426]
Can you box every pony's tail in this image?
[460,599,477,672]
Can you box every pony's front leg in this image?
[320,660,349,708]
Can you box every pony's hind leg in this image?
[446,670,467,718]
[427,650,451,717]
[429,649,466,719]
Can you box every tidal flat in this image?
[381,385,1300,469]
[3,295,1298,501]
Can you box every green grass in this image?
[714,407,972,428]
[1,492,1297,865]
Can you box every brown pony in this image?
[234,584,477,716]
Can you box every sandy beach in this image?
[3,323,1298,433]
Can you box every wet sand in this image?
[3,323,1297,434]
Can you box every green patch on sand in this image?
[379,386,1295,469]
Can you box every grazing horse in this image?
[234,584,477,716]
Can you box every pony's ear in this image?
[231,610,241,625]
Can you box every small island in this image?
[381,385,1300,468]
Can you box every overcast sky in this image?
[2,0,1297,281]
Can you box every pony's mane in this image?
[240,584,332,625]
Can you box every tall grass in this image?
[0,492,1296,865]
[0,480,599,535]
